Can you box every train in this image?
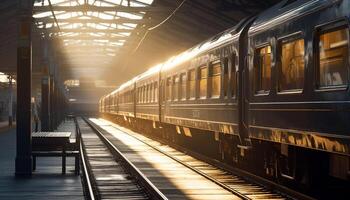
[100,0,350,194]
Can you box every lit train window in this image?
[139,88,142,103]
[199,66,208,98]
[138,88,141,103]
[318,28,349,87]
[180,73,187,100]
[143,86,146,103]
[223,58,229,97]
[211,62,221,97]
[154,82,158,103]
[146,85,150,103]
[230,55,236,98]
[150,83,153,103]
[255,46,271,94]
[188,69,196,99]
[148,84,152,103]
[173,75,179,101]
[166,77,172,101]
[279,39,304,91]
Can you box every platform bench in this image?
[32,132,80,175]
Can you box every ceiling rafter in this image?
[33,5,172,13]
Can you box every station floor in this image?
[0,121,84,200]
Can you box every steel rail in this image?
[75,118,96,200]
[83,118,168,200]
[109,121,315,200]
[101,122,252,200]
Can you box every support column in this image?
[49,76,54,131]
[41,76,50,131]
[15,0,33,176]
[8,76,13,127]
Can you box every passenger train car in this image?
[100,0,350,192]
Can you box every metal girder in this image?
[58,35,126,42]
[41,27,135,33]
[33,5,173,13]
[35,17,150,25]
[59,46,120,52]
[58,44,123,49]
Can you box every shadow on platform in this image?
[0,127,84,200]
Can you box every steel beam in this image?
[33,5,172,13]
[41,27,134,33]
[35,17,150,24]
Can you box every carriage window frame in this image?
[254,44,272,96]
[210,60,222,98]
[188,68,196,100]
[315,21,349,91]
[154,81,158,103]
[223,57,229,98]
[180,73,187,100]
[199,66,208,99]
[166,77,172,101]
[173,75,179,101]
[230,53,237,99]
[277,33,305,94]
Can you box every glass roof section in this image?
[33,0,155,71]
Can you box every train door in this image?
[238,19,254,148]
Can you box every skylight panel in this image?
[123,23,137,28]
[99,2,115,7]
[33,11,53,18]
[117,24,134,29]
[138,0,154,5]
[96,12,115,19]
[56,12,79,19]
[117,12,143,20]
[90,32,105,37]
[50,0,68,5]
[118,32,131,36]
[103,0,122,5]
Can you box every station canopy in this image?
[31,0,280,85]
[33,0,157,77]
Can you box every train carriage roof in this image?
[248,0,336,35]
[111,18,251,95]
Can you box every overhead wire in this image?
[131,0,187,54]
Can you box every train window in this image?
[173,75,179,101]
[279,38,305,91]
[154,82,158,103]
[318,27,349,88]
[147,84,151,103]
[139,88,142,103]
[148,84,152,103]
[166,77,172,101]
[151,83,154,102]
[143,86,146,103]
[210,62,221,97]
[223,58,229,97]
[137,88,139,103]
[180,73,187,100]
[230,55,237,98]
[189,69,196,99]
[141,87,144,103]
[255,46,271,94]
[199,66,208,98]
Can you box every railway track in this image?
[86,118,312,200]
[77,118,166,200]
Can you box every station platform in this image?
[0,121,84,200]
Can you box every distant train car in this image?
[100,0,349,191]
